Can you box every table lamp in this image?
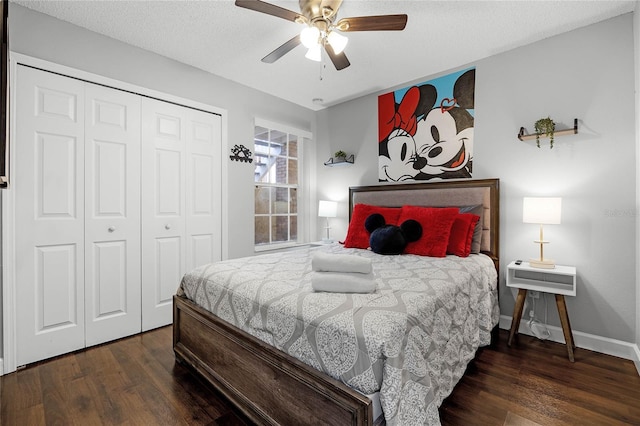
[523,197,562,269]
[318,200,338,243]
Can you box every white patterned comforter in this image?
[178,243,499,425]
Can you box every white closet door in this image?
[141,98,187,331]
[15,66,86,365]
[186,110,222,271]
[84,84,142,346]
[141,99,222,331]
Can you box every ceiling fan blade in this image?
[235,0,303,23]
[325,44,350,70]
[336,14,408,32]
[262,35,301,63]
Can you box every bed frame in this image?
[173,178,500,426]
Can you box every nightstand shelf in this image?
[507,262,576,296]
[506,261,577,361]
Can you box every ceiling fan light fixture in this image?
[305,44,322,61]
[327,30,348,54]
[300,26,320,48]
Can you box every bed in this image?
[173,178,500,425]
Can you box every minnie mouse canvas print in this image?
[378,67,475,182]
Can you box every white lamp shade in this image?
[305,44,322,62]
[300,26,320,48]
[523,197,562,224]
[327,31,348,54]
[318,200,337,218]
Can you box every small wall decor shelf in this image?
[518,118,578,141]
[324,154,354,167]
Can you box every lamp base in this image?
[321,238,333,244]
[529,258,556,269]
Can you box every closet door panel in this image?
[84,84,141,346]
[142,100,222,330]
[186,112,222,272]
[15,66,86,366]
[142,98,186,331]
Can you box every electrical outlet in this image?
[529,291,540,299]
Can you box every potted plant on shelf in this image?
[534,117,556,149]
[324,150,354,166]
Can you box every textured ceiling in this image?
[11,0,636,110]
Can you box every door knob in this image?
[165,224,171,230]
[108,226,116,233]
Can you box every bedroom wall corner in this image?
[314,100,379,242]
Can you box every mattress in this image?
[178,243,499,425]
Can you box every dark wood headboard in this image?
[349,179,500,264]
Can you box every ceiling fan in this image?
[235,0,408,70]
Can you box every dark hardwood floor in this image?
[2,326,639,425]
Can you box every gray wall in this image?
[316,13,637,343]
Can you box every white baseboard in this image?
[499,315,640,376]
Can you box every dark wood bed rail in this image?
[173,295,376,425]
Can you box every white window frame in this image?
[254,118,311,252]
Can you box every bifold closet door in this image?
[15,66,87,365]
[142,99,221,331]
[84,83,142,346]
[141,98,221,331]
[15,66,143,365]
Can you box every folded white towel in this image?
[311,272,376,294]
[312,252,372,274]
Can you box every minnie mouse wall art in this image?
[378,68,475,182]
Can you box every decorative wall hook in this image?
[230,144,253,163]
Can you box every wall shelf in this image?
[324,154,354,167]
[518,118,578,141]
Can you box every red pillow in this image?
[343,204,401,249]
[447,213,481,257]
[398,206,458,257]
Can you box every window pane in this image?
[290,188,297,214]
[288,135,298,158]
[255,126,269,140]
[270,129,287,146]
[272,216,289,242]
[288,159,297,185]
[275,156,287,184]
[255,186,271,214]
[255,216,270,244]
[274,187,289,214]
[254,139,269,182]
[290,216,297,241]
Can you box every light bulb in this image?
[300,26,320,49]
[305,44,322,62]
[327,31,348,54]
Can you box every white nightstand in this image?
[506,261,577,361]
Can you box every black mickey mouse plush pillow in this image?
[365,213,422,255]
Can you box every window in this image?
[254,120,307,248]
